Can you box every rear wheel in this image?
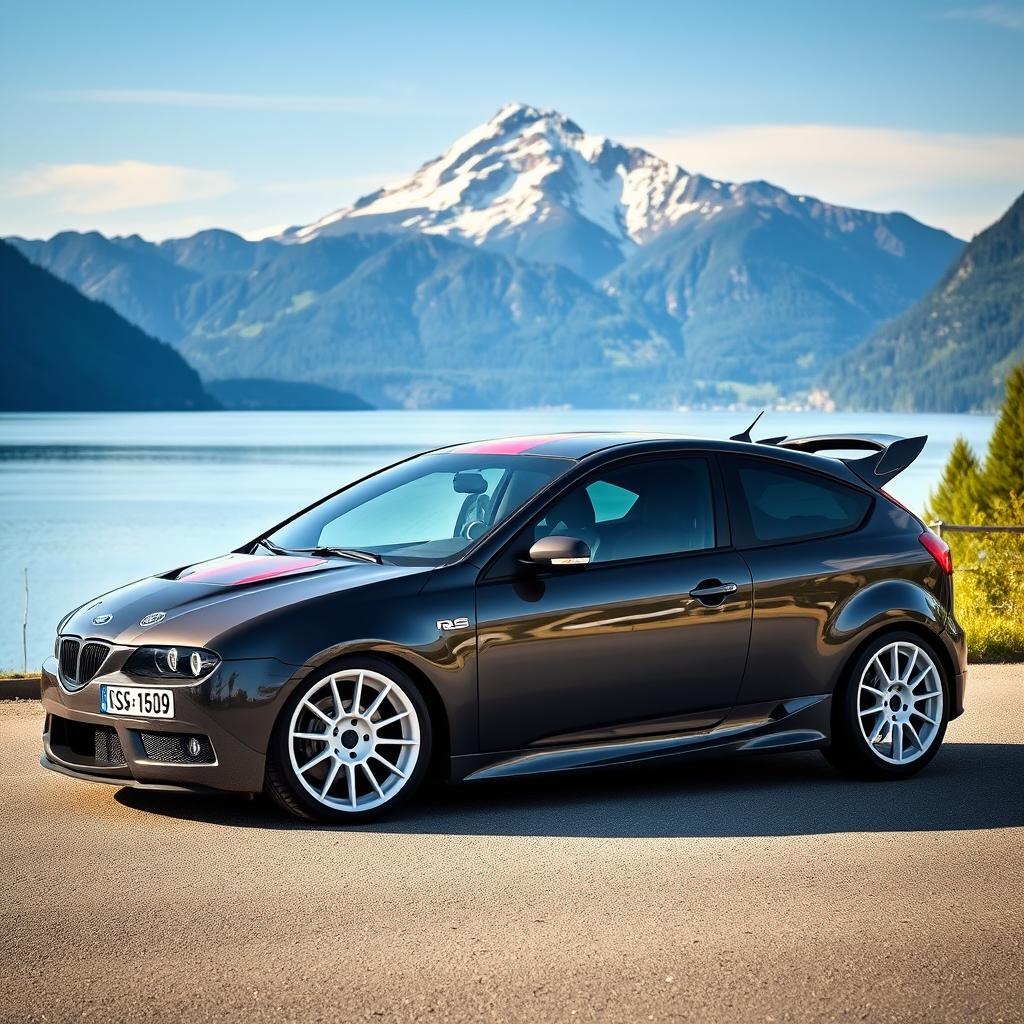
[265,658,431,822]
[824,632,949,779]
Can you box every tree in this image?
[928,437,985,524]
[982,363,1024,502]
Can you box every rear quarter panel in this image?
[736,500,958,705]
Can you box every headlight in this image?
[124,646,220,679]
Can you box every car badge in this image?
[140,611,166,626]
[92,613,113,625]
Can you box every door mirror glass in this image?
[528,535,592,567]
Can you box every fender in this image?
[206,566,480,756]
[829,578,952,645]
[827,578,966,707]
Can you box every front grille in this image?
[78,642,109,684]
[49,715,127,768]
[57,636,110,688]
[138,731,215,764]
[59,637,81,683]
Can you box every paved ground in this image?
[2,666,1022,1024]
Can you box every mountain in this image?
[7,104,965,408]
[176,232,677,408]
[282,103,739,281]
[607,194,960,384]
[823,191,1024,412]
[158,228,284,276]
[9,230,201,343]
[0,240,218,411]
[206,378,374,410]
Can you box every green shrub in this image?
[942,495,1024,662]
[929,364,1024,662]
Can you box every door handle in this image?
[689,581,738,602]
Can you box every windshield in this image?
[265,453,569,565]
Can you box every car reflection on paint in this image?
[40,428,965,822]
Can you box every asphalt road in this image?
[2,665,1023,1024]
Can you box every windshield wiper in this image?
[255,537,289,555]
[300,546,383,564]
[255,538,382,564]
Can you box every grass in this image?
[945,497,1024,662]
[956,600,1024,662]
[0,669,36,679]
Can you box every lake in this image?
[0,409,995,669]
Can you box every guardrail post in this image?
[931,520,944,538]
[22,567,29,677]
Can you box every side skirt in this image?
[451,694,831,783]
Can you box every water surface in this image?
[0,410,994,668]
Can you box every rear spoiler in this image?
[729,414,927,490]
[777,433,928,491]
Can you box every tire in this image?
[265,657,432,823]
[823,630,950,779]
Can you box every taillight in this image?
[919,531,953,575]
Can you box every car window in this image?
[586,479,639,522]
[532,458,715,563]
[728,458,871,545]
[267,454,567,564]
[317,468,506,550]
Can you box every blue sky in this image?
[2,0,1022,240]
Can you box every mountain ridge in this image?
[0,240,218,411]
[822,189,1024,412]
[6,103,967,409]
[281,103,960,284]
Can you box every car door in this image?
[475,453,753,752]
[719,453,879,705]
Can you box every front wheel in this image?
[824,632,949,779]
[266,658,432,822]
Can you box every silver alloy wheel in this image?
[287,668,421,812]
[856,641,944,765]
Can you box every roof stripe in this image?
[455,434,577,455]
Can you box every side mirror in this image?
[527,535,592,567]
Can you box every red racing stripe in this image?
[178,554,326,586]
[457,434,570,455]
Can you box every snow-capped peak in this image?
[280,104,756,277]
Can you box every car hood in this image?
[59,552,431,650]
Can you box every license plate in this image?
[100,684,174,719]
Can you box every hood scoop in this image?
[172,553,328,587]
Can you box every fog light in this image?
[187,736,202,758]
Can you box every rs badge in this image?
[436,617,470,631]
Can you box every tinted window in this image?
[728,458,871,544]
[533,458,715,563]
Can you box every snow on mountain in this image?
[280,103,753,279]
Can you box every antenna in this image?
[729,410,764,443]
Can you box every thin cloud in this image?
[940,4,1024,29]
[35,89,446,114]
[13,160,234,213]
[257,174,396,195]
[628,124,1024,236]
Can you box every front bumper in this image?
[39,654,299,794]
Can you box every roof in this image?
[444,430,917,493]
[448,432,672,459]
